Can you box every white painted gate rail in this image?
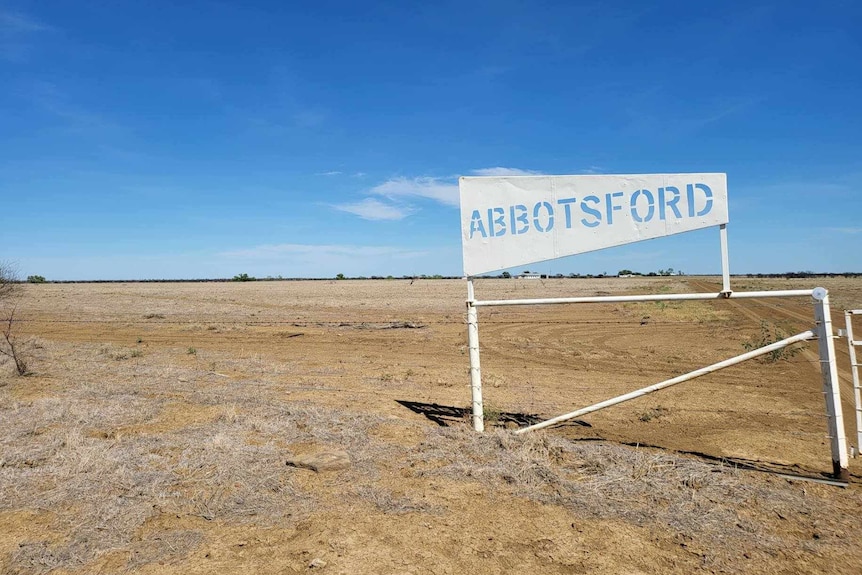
[465,282,850,481]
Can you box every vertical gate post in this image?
[719,224,731,294]
[466,279,484,432]
[813,288,850,480]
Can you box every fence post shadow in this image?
[395,399,590,429]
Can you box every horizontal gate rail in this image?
[474,289,815,308]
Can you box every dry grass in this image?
[3,278,862,574]
[353,485,435,515]
[0,343,374,573]
[0,392,316,573]
[1,341,858,574]
[406,427,855,571]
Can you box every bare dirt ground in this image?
[2,276,862,574]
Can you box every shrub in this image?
[0,308,31,375]
[26,275,46,283]
[0,263,31,376]
[0,261,18,301]
[742,321,802,362]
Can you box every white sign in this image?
[460,173,728,276]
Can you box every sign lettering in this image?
[460,173,728,276]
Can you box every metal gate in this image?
[466,282,850,480]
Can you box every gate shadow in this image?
[616,440,855,485]
[395,400,591,429]
[395,400,853,485]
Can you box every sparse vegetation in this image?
[0,262,32,376]
[742,321,803,362]
[482,403,503,425]
[638,405,668,422]
[1,261,18,300]
[354,485,433,515]
[0,307,31,375]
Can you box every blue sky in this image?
[1,1,860,280]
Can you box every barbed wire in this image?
[4,317,735,326]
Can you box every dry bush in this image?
[0,308,32,376]
[0,261,18,301]
[0,263,32,376]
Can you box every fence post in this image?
[813,288,850,480]
[466,279,484,432]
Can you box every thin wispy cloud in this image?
[624,91,764,139]
[371,168,542,207]
[470,167,543,176]
[334,167,542,222]
[332,197,415,221]
[27,81,127,144]
[736,180,857,199]
[827,227,862,235]
[580,166,605,174]
[685,96,765,132]
[1,9,52,61]
[371,176,460,207]
[0,10,51,32]
[292,109,327,128]
[315,170,342,176]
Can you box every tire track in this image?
[688,279,857,410]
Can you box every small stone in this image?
[287,450,350,472]
[309,557,326,568]
[178,378,189,383]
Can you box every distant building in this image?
[518,272,542,280]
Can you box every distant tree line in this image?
[744,271,862,279]
[617,268,682,277]
[11,270,862,283]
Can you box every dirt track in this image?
[2,276,862,574]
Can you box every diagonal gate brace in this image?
[515,329,816,435]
